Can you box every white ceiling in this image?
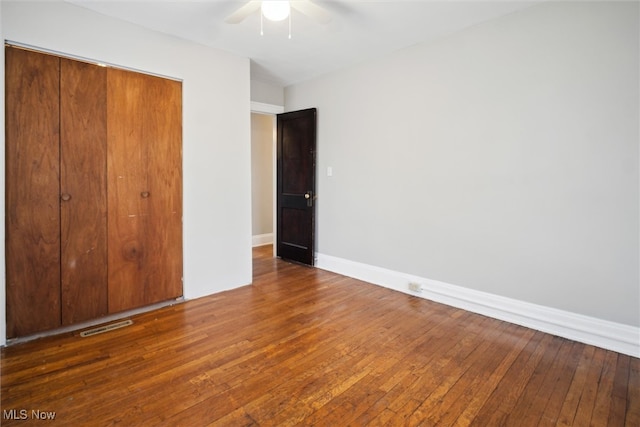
[68,1,540,87]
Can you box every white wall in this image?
[251,113,274,237]
[1,1,253,345]
[286,1,639,328]
[251,79,284,106]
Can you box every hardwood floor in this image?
[2,245,638,426]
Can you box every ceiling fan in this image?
[225,0,331,25]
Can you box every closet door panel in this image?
[107,68,149,312]
[5,47,61,338]
[143,75,183,304]
[60,58,108,325]
[107,68,182,313]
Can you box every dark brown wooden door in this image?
[5,47,62,338]
[60,58,108,325]
[107,68,183,313]
[276,108,317,265]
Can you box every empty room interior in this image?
[1,1,638,425]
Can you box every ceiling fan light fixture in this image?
[261,0,290,22]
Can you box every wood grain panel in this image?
[5,46,62,338]
[107,68,182,313]
[281,114,314,195]
[141,73,183,305]
[107,68,148,312]
[60,58,108,325]
[1,246,637,425]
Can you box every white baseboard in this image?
[316,253,639,358]
[252,233,274,247]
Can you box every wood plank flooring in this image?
[1,245,639,426]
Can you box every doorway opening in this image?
[250,102,283,258]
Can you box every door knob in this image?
[304,193,310,199]
[304,191,313,207]
[60,193,71,202]
[141,191,150,198]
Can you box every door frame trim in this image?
[250,102,284,256]
[251,101,284,115]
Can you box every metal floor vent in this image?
[80,320,133,337]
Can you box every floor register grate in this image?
[80,319,133,337]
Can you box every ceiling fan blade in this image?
[225,1,261,24]
[291,0,331,25]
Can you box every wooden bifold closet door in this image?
[6,47,63,337]
[5,46,183,339]
[60,58,109,327]
[107,68,183,313]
